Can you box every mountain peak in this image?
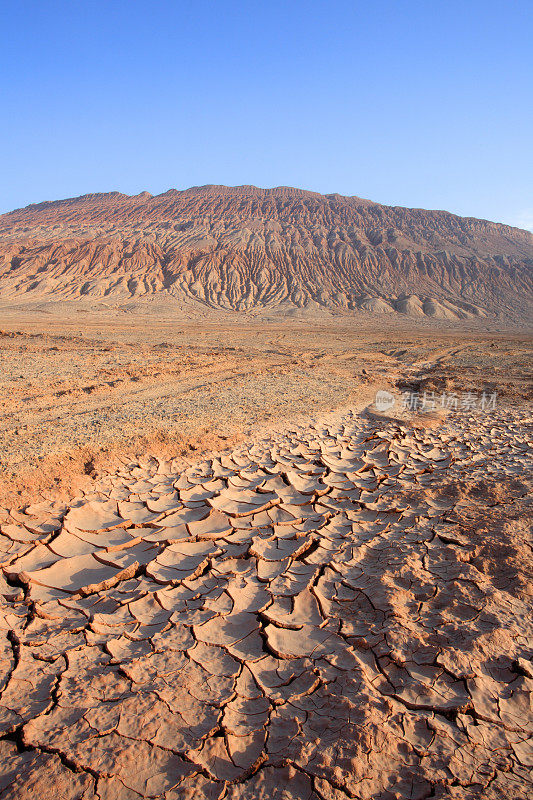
[0,185,531,320]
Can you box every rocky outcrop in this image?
[1,185,532,319]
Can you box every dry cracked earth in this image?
[0,404,532,799]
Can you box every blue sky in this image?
[1,0,532,228]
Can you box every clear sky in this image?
[1,0,532,228]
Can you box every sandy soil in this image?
[0,309,531,799]
[0,308,530,508]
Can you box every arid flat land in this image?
[0,309,532,799]
[0,308,530,508]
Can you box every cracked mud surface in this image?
[0,406,531,799]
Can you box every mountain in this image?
[0,185,531,320]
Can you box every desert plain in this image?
[0,302,531,800]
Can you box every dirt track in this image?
[0,310,530,508]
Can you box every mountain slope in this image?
[1,185,531,320]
